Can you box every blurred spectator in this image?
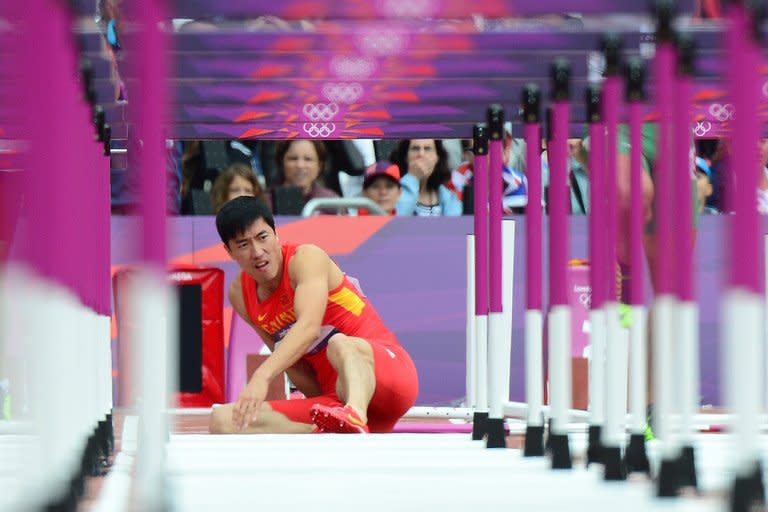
[391,139,461,216]
[211,163,265,213]
[694,156,716,214]
[359,161,401,215]
[694,0,722,19]
[269,140,339,214]
[322,140,373,196]
[759,138,768,214]
[450,131,528,214]
[566,138,589,215]
[180,140,221,214]
[696,138,724,212]
[112,139,182,215]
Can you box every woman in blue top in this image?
[391,139,462,216]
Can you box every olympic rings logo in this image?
[330,56,375,79]
[693,121,712,137]
[302,122,336,138]
[381,0,436,17]
[302,103,339,122]
[321,82,363,104]
[708,103,735,122]
[358,32,405,56]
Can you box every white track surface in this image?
[7,419,768,511]
[112,431,767,511]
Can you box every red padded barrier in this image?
[114,265,225,407]
[169,265,225,407]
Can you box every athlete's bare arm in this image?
[231,246,336,429]
[255,244,335,381]
[228,275,322,397]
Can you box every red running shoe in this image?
[310,404,370,434]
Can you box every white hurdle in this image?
[600,34,629,481]
[723,3,766,511]
[623,57,650,475]
[470,123,491,439]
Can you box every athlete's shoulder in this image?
[287,244,334,286]
[290,244,330,266]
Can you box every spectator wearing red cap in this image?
[359,161,401,216]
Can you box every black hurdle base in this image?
[485,418,506,448]
[729,462,765,512]
[43,417,115,512]
[44,474,82,512]
[96,419,112,473]
[603,446,627,481]
[624,433,650,475]
[676,445,698,490]
[471,411,488,440]
[105,411,114,454]
[545,417,553,453]
[549,433,572,470]
[657,457,680,498]
[81,431,99,478]
[524,425,545,457]
[586,425,603,466]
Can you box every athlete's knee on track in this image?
[209,404,233,434]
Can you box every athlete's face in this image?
[226,218,282,285]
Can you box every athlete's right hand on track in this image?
[233,374,269,431]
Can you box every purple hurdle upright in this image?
[673,33,699,491]
[724,2,766,511]
[471,123,490,441]
[547,58,572,470]
[2,1,114,508]
[585,83,607,467]
[623,57,651,476]
[522,84,545,457]
[651,1,682,498]
[600,33,628,482]
[485,104,507,448]
[123,0,173,509]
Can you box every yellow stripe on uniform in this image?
[329,287,365,316]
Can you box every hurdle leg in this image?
[625,306,650,475]
[623,66,650,476]
[522,95,545,456]
[484,105,507,449]
[466,234,477,411]
[547,305,572,469]
[585,83,606,467]
[724,3,765,510]
[603,301,628,481]
[471,125,490,441]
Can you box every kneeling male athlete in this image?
[209,196,419,434]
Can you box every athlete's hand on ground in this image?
[233,375,269,431]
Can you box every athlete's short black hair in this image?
[215,196,275,245]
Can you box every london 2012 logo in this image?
[574,284,591,309]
